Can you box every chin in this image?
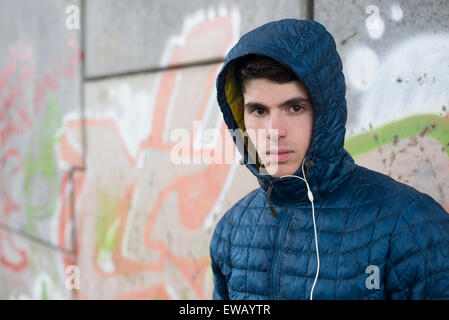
[266,163,299,178]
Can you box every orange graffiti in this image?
[56,13,237,299]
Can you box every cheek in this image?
[301,112,314,134]
[306,113,314,139]
[289,115,314,145]
[244,113,261,130]
[244,116,265,139]
[244,118,269,156]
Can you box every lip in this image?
[266,150,294,163]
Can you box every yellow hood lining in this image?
[224,63,262,170]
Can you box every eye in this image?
[251,107,266,116]
[289,105,305,113]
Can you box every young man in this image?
[210,19,449,300]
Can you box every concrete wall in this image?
[0,0,447,300]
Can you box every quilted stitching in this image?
[210,19,449,300]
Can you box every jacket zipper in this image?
[266,181,292,299]
[271,207,292,299]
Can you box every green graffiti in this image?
[41,280,48,300]
[96,189,119,253]
[38,274,59,300]
[23,99,62,234]
[345,114,449,157]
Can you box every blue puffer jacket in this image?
[210,19,449,300]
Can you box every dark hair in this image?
[234,54,298,93]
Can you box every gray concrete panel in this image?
[85,0,310,78]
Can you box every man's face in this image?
[242,78,314,178]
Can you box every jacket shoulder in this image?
[390,192,449,255]
[209,187,263,278]
[386,192,449,299]
[347,165,449,298]
[352,164,423,198]
[351,164,449,223]
[327,164,424,211]
[352,164,449,298]
[213,187,264,234]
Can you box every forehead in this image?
[242,78,311,104]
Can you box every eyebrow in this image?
[244,97,311,110]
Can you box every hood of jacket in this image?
[216,19,356,206]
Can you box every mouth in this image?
[266,150,294,163]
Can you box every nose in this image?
[267,111,287,141]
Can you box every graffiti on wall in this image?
[344,3,449,213]
[0,38,83,299]
[60,6,249,299]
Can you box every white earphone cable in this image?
[280,157,319,300]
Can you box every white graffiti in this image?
[345,32,449,136]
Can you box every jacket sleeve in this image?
[386,194,449,299]
[209,214,230,300]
